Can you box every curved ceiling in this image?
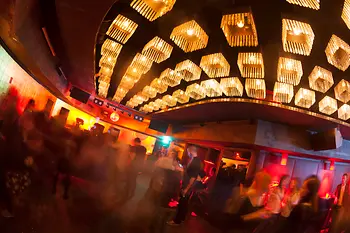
[94,0,350,126]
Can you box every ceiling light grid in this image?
[173,89,190,104]
[338,104,350,121]
[308,66,333,93]
[142,36,173,63]
[170,20,209,52]
[273,82,294,103]
[175,60,202,82]
[200,53,230,78]
[334,79,350,103]
[294,88,315,108]
[245,79,266,99]
[159,68,182,87]
[221,12,258,47]
[282,19,315,56]
[325,35,350,71]
[286,0,320,10]
[130,0,176,21]
[237,52,264,78]
[220,77,244,97]
[319,96,337,115]
[106,15,138,44]
[186,83,206,100]
[277,57,303,85]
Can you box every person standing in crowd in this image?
[168,145,203,226]
[330,173,350,233]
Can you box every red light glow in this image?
[110,112,120,122]
[281,153,288,166]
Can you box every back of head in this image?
[252,170,271,193]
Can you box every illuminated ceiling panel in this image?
[319,96,337,115]
[282,19,315,56]
[142,85,158,99]
[334,79,350,103]
[237,52,264,78]
[277,57,303,85]
[101,39,123,57]
[149,101,160,111]
[142,37,173,63]
[186,83,206,100]
[119,73,138,90]
[170,20,209,52]
[162,95,177,107]
[151,78,168,94]
[106,15,138,44]
[338,104,350,121]
[221,12,258,47]
[325,35,350,71]
[129,53,153,74]
[175,60,201,82]
[200,53,230,78]
[155,98,168,109]
[113,87,128,99]
[99,55,117,69]
[201,79,222,97]
[342,0,350,30]
[273,82,294,103]
[286,0,320,10]
[245,79,266,99]
[159,68,182,87]
[294,88,315,109]
[140,104,153,113]
[130,0,176,21]
[220,77,244,97]
[173,89,190,104]
[308,66,333,93]
[99,66,113,77]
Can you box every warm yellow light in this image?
[130,0,176,21]
[119,74,137,90]
[114,87,128,99]
[159,68,182,87]
[221,12,258,47]
[149,101,160,111]
[106,15,138,44]
[155,98,168,110]
[325,35,350,71]
[319,96,337,115]
[175,60,201,82]
[186,83,206,100]
[140,104,154,113]
[142,85,158,99]
[273,82,294,103]
[101,39,123,57]
[342,0,350,29]
[220,77,244,97]
[338,104,350,120]
[172,89,190,104]
[282,19,315,56]
[99,66,113,77]
[97,79,110,98]
[129,53,153,74]
[99,55,117,69]
[162,95,177,107]
[245,79,266,99]
[286,0,320,10]
[277,57,303,85]
[200,53,230,78]
[295,88,315,108]
[334,79,350,103]
[142,36,173,63]
[237,52,264,78]
[308,66,333,93]
[151,78,168,94]
[201,79,222,97]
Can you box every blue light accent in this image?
[162,136,172,145]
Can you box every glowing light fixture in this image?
[106,15,138,44]
[286,0,320,10]
[172,89,190,104]
[142,85,158,98]
[221,12,258,47]
[142,36,173,63]
[319,96,337,115]
[99,66,113,77]
[114,87,128,99]
[141,104,154,113]
[308,66,333,93]
[282,19,315,56]
[237,52,264,78]
[159,68,182,87]
[170,20,209,52]
[175,60,201,82]
[110,112,120,122]
[200,53,230,78]
[99,55,117,69]
[338,104,350,120]
[130,0,176,21]
[277,57,303,85]
[151,78,168,94]
[342,0,350,30]
[129,53,153,74]
[295,88,315,108]
[186,83,206,100]
[162,95,177,107]
[273,82,294,103]
[101,39,123,57]
[334,79,350,103]
[119,74,138,90]
[201,79,222,97]
[149,101,160,111]
[325,35,350,71]
[155,98,168,109]
[245,79,266,99]
[220,77,244,97]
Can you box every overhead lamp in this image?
[200,53,230,78]
[130,0,176,21]
[221,12,258,47]
[142,85,158,99]
[114,87,128,99]
[112,95,123,103]
[149,101,160,111]
[286,0,320,10]
[159,68,182,87]
[119,74,137,90]
[273,82,294,103]
[170,20,209,52]
[162,95,177,107]
[129,53,153,74]
[99,55,117,69]
[201,79,222,97]
[338,104,350,121]
[110,112,120,122]
[220,77,244,97]
[134,92,149,104]
[342,0,350,30]
[99,66,113,77]
[106,15,138,44]
[294,88,316,108]
[319,96,337,115]
[101,39,123,57]
[282,19,315,56]
[325,35,350,71]
[186,83,206,100]
[175,59,201,82]
[151,78,168,94]
[172,89,190,104]
[334,79,350,103]
[98,81,109,98]
[245,79,266,99]
[308,66,333,93]
[237,52,264,78]
[126,100,138,108]
[140,104,154,113]
[155,98,168,110]
[277,57,303,85]
[142,36,173,63]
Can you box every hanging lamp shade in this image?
[130,0,176,22]
[142,37,173,63]
[308,66,333,93]
[237,52,264,78]
[294,88,315,108]
[175,60,201,82]
[277,57,303,85]
[200,53,230,78]
[106,15,138,44]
